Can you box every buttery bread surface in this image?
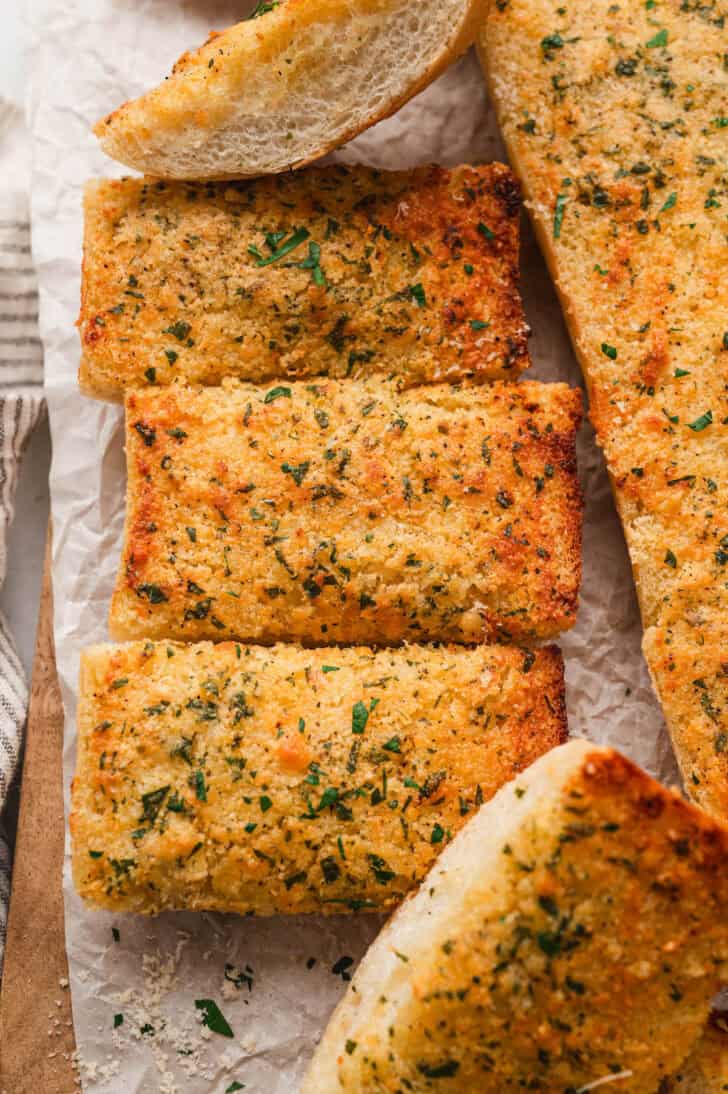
[303,740,728,1092]
[110,378,582,646]
[79,164,529,401]
[480,0,728,816]
[72,640,567,916]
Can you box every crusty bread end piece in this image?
[94,0,489,180]
[303,739,728,1093]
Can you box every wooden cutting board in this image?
[0,537,78,1092]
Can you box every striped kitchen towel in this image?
[0,100,45,976]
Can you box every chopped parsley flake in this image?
[687,410,712,431]
[264,386,292,404]
[646,28,668,47]
[248,0,279,16]
[163,320,191,342]
[418,1061,460,1079]
[281,460,310,486]
[331,956,354,981]
[553,193,568,238]
[194,999,234,1038]
[408,283,426,308]
[351,700,370,735]
[193,769,207,801]
[249,227,310,267]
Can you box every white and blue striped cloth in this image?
[0,102,44,974]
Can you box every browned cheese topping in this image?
[309,746,728,1092]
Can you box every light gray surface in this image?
[0,6,25,105]
[0,9,51,680]
[2,419,51,675]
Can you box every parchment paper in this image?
[27,2,679,1089]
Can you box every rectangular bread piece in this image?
[110,378,583,646]
[78,164,531,401]
[302,739,728,1093]
[71,640,567,916]
[480,0,728,816]
[110,378,582,647]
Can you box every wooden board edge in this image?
[0,529,78,1093]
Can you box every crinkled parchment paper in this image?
[27,2,678,1089]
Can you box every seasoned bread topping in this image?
[303,742,728,1092]
[79,164,530,400]
[72,640,567,916]
[110,378,583,645]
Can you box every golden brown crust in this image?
[480,0,728,816]
[305,742,728,1092]
[78,165,530,401]
[109,378,583,646]
[71,640,567,916]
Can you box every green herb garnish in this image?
[249,227,310,267]
[194,999,234,1038]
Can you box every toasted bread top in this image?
[110,378,583,646]
[72,640,566,916]
[79,165,530,400]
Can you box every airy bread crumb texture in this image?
[93,0,489,179]
[71,640,567,916]
[303,739,728,1093]
[79,164,530,401]
[480,0,728,817]
[110,378,583,646]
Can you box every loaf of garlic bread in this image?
[93,0,489,180]
[480,0,728,816]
